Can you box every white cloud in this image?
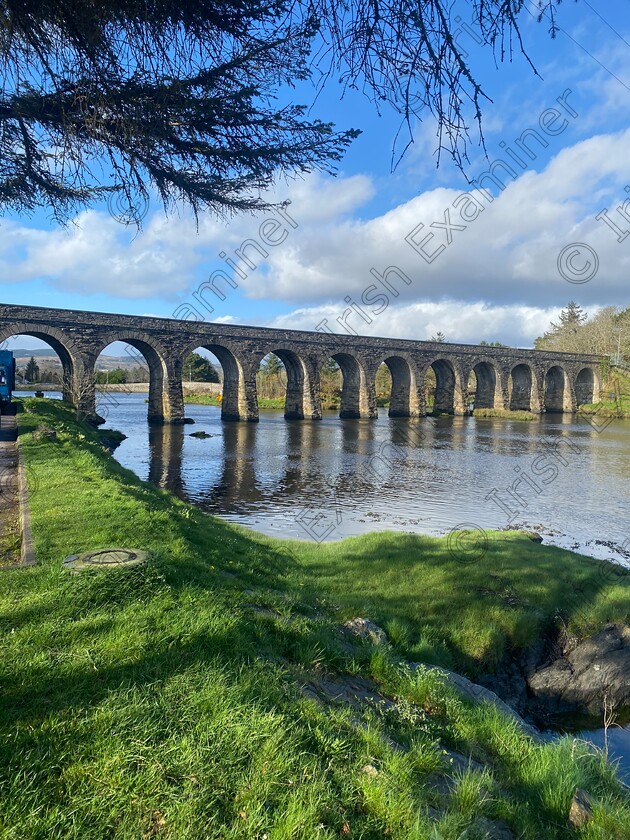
[239,128,630,311]
[267,300,565,347]
[0,174,373,300]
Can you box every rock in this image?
[527,624,630,714]
[568,788,593,828]
[300,672,395,714]
[189,430,214,439]
[411,664,541,741]
[97,429,127,452]
[342,618,388,646]
[461,817,515,839]
[361,763,379,778]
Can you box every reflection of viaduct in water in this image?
[1,303,603,424]
[145,416,578,513]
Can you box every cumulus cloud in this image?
[0,174,373,300]
[242,128,630,310]
[267,300,566,347]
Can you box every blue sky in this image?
[3,0,630,355]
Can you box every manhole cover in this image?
[63,548,149,572]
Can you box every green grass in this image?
[473,408,537,421]
[184,393,286,409]
[580,370,630,418]
[1,398,630,838]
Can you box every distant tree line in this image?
[535,302,630,360]
[20,352,220,385]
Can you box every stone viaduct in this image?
[0,303,603,424]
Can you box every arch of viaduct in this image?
[0,303,604,424]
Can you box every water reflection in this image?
[27,390,615,561]
[148,423,185,494]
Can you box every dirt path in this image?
[0,406,21,566]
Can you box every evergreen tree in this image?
[184,352,220,383]
[552,301,588,331]
[430,332,446,343]
[260,354,284,376]
[0,1,565,225]
[24,356,39,382]
[322,358,340,374]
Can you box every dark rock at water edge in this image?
[527,623,630,715]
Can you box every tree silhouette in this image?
[0,0,564,225]
[24,356,40,382]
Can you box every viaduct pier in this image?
[0,303,603,424]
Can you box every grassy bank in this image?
[184,393,285,409]
[2,398,630,838]
[473,408,537,421]
[580,370,630,419]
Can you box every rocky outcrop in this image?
[527,623,630,714]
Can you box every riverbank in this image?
[3,397,630,838]
[580,370,630,419]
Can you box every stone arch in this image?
[575,366,597,406]
[95,331,170,423]
[508,362,535,411]
[0,323,79,405]
[544,364,571,413]
[257,347,319,420]
[379,355,423,417]
[319,351,375,418]
[179,339,255,421]
[467,359,502,410]
[422,357,465,415]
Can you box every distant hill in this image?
[10,348,219,377]
[10,348,59,359]
[10,349,145,371]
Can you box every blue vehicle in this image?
[0,350,16,409]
